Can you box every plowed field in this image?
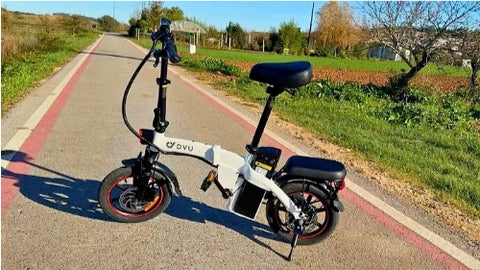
[229,61,470,92]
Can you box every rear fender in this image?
[274,174,344,212]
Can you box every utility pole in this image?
[113,1,116,20]
[307,2,315,50]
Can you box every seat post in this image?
[249,92,277,151]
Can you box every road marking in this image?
[1,36,104,217]
[123,38,480,269]
[1,36,104,169]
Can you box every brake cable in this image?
[121,39,164,154]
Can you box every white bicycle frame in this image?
[153,132,302,220]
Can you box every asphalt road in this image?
[2,33,479,270]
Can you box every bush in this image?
[300,79,475,131]
[182,57,244,77]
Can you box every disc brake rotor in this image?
[119,188,148,213]
[282,194,318,232]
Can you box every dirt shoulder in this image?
[179,67,480,250]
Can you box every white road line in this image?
[129,38,480,270]
[1,36,104,171]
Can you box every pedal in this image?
[200,170,217,191]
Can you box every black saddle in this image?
[284,156,346,181]
[249,61,312,89]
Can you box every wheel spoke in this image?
[314,220,324,228]
[306,194,313,203]
[315,207,326,213]
[277,205,288,212]
[310,199,321,204]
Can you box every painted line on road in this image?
[128,38,480,270]
[1,36,104,169]
[1,36,104,218]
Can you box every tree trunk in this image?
[392,53,428,89]
[471,60,479,101]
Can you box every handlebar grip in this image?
[166,43,181,64]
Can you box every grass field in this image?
[1,10,100,112]
[174,45,469,78]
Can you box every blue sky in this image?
[1,1,361,32]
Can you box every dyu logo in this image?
[166,142,194,152]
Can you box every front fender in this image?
[121,158,182,196]
[153,162,182,196]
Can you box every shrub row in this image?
[299,79,479,131]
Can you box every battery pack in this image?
[232,180,265,219]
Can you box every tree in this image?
[457,29,480,101]
[206,25,221,46]
[164,6,183,21]
[61,14,87,35]
[147,1,163,30]
[363,1,480,90]
[226,22,247,49]
[98,15,119,32]
[278,20,305,55]
[268,27,282,53]
[128,2,152,37]
[315,1,359,57]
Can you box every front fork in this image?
[132,146,159,200]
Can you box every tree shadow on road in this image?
[2,150,108,221]
[2,150,289,259]
[79,51,150,62]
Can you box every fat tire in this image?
[98,166,171,223]
[265,182,338,245]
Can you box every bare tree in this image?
[458,28,480,100]
[363,1,480,90]
[130,1,149,21]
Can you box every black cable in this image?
[121,40,164,153]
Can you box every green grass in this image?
[1,32,100,111]
[175,45,469,77]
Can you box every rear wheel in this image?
[98,166,171,223]
[266,182,338,245]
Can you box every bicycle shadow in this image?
[2,150,287,259]
[165,196,286,258]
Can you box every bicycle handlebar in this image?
[150,30,181,65]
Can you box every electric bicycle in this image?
[98,18,346,261]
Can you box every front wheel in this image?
[98,166,171,223]
[265,182,338,245]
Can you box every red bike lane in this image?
[1,36,104,217]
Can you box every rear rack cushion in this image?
[284,156,346,181]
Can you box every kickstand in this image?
[287,233,299,261]
[287,220,303,261]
